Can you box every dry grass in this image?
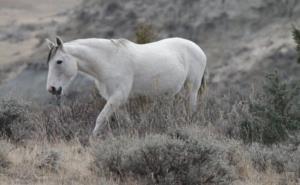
[0,132,299,185]
[1,140,104,185]
[0,82,299,184]
[0,138,147,185]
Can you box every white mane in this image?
[110,38,129,48]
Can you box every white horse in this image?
[46,37,207,136]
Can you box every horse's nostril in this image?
[48,86,62,95]
[48,86,56,94]
[51,86,56,92]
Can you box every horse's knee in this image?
[93,90,129,135]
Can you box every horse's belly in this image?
[131,64,187,96]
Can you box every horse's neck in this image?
[64,40,113,80]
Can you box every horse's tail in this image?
[199,68,207,96]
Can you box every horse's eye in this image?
[56,60,63,64]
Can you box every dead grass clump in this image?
[0,141,12,172]
[92,134,235,185]
[105,94,194,138]
[34,94,105,142]
[248,143,300,180]
[35,150,62,172]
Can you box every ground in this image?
[0,0,299,184]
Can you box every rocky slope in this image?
[0,0,299,102]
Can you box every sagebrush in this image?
[92,134,235,185]
[240,71,300,144]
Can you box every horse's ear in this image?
[56,36,64,47]
[45,38,56,50]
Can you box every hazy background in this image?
[0,0,299,103]
[0,1,299,185]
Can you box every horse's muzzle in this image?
[48,86,62,95]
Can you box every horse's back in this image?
[137,37,206,70]
[129,38,206,96]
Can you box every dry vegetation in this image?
[0,70,299,184]
[0,4,299,184]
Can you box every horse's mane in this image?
[47,46,59,64]
[47,39,129,64]
[110,38,129,48]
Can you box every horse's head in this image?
[46,37,78,96]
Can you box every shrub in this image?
[0,93,104,143]
[0,99,36,142]
[135,23,155,44]
[292,26,300,64]
[92,134,235,185]
[0,99,26,137]
[240,71,300,144]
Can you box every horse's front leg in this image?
[92,89,128,136]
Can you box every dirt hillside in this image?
[0,0,299,102]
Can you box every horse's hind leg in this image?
[187,73,204,112]
[187,82,199,112]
